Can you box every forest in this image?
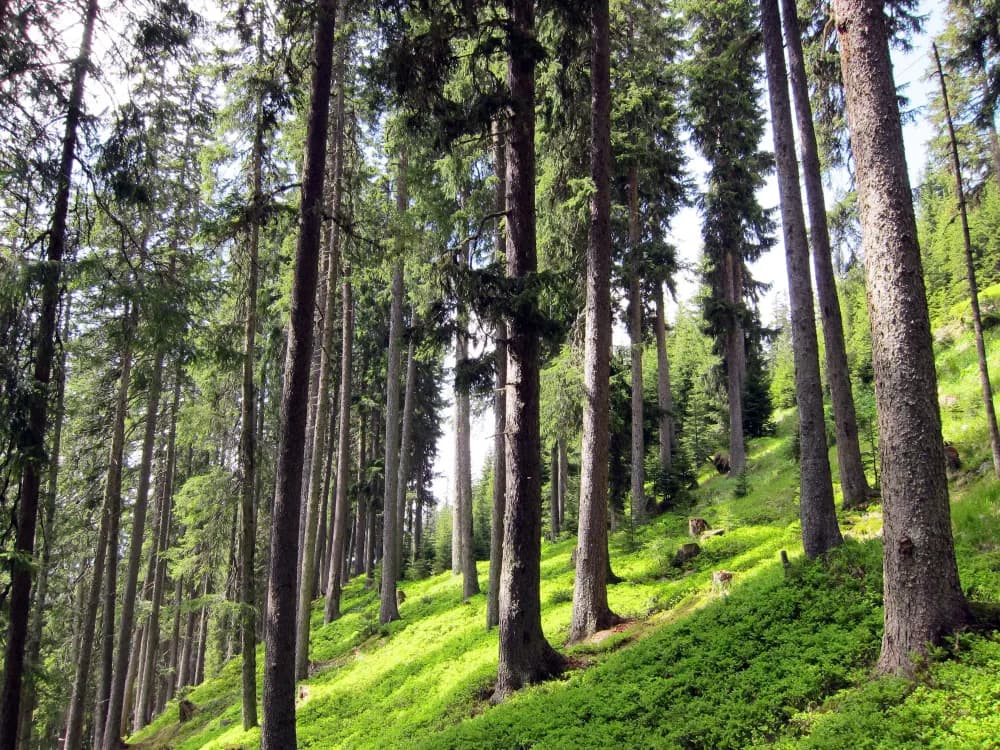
[1,0,999,747]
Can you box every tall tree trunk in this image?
[18,298,70,750]
[934,43,1000,478]
[833,0,969,674]
[455,286,479,599]
[176,582,196,691]
[193,575,210,685]
[397,332,417,579]
[495,0,565,700]
[261,0,338,743]
[762,0,842,558]
[379,256,404,623]
[627,166,646,525]
[413,474,425,563]
[570,0,620,644]
[134,368,181,730]
[0,4,98,746]
[654,285,674,480]
[557,438,567,530]
[352,411,367,578]
[296,44,347,678]
[725,251,746,474]
[780,0,872,507]
[101,342,165,750]
[549,443,559,540]
[325,274,354,622]
[164,575,182,705]
[63,304,133,750]
[487,119,508,631]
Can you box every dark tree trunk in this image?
[549,443,560,540]
[779,0,872,508]
[557,438,567,530]
[627,166,646,525]
[494,0,565,700]
[654,285,674,479]
[933,43,1000,478]
[102,343,164,750]
[397,332,417,579]
[379,256,404,623]
[725,251,746,475]
[455,273,479,598]
[325,274,354,622]
[762,0,842,558]
[570,0,620,643]
[261,0,338,744]
[352,412,367,578]
[64,305,133,750]
[833,0,969,674]
[164,575,182,705]
[1,4,98,746]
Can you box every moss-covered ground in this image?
[130,315,1000,750]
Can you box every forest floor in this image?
[130,320,1000,750]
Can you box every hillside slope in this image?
[131,318,1000,750]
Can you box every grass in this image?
[130,318,1000,749]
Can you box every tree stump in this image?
[672,542,701,567]
[688,518,709,537]
[179,698,196,722]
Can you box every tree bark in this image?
[455,279,480,598]
[725,251,746,474]
[494,0,566,702]
[833,0,969,674]
[762,0,842,558]
[63,304,133,750]
[780,0,872,507]
[570,0,620,644]
[549,443,560,540]
[164,575,182,705]
[261,0,338,743]
[397,331,417,579]
[379,153,407,624]
[101,342,164,750]
[627,166,646,525]
[0,4,98,746]
[654,285,674,479]
[933,42,1000,478]
[557,438,567,530]
[325,274,354,621]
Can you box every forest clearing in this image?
[2,0,999,748]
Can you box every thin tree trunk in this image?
[557,438,567,530]
[1,4,98,745]
[164,575,182,705]
[725,250,746,474]
[413,475,425,563]
[120,624,144,735]
[762,0,842,558]
[455,281,479,598]
[834,0,969,674]
[193,575,211,685]
[780,0,872,508]
[654,285,674,480]
[63,304,133,750]
[934,43,1000,478]
[570,0,620,644]
[176,582,196,691]
[325,274,354,621]
[134,368,181,729]
[101,342,165,750]
[397,331,417,580]
[495,0,565,700]
[352,412,367,578]
[18,298,70,750]
[627,166,646,525]
[549,443,559,540]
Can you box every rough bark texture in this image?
[627,167,646,525]
[654,285,674,479]
[570,0,620,644]
[261,1,337,744]
[933,43,1000,478]
[379,156,406,625]
[495,0,564,701]
[1,5,98,746]
[762,0,842,558]
[325,275,354,621]
[833,0,969,674]
[102,344,164,750]
[63,307,131,750]
[779,0,872,508]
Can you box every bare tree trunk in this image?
[176,582,196,691]
[627,166,646,525]
[487,326,507,629]
[18,298,70,749]
[570,0,620,644]
[549,443,559,540]
[325,274,354,621]
[725,251,746,474]
[261,0,338,743]
[834,0,969,674]
[780,0,872,508]
[557,438,567,530]
[413,474,425,563]
[1,4,98,746]
[63,304,133,750]
[762,0,842,558]
[121,624,144,736]
[934,43,1000,478]
[455,281,479,598]
[654,285,674,479]
[102,341,165,750]
[193,575,210,685]
[352,412,367,578]
[397,332,417,579]
[164,576,182,705]
[379,253,405,623]
[495,0,565,701]
[134,369,181,729]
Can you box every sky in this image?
[430,0,946,506]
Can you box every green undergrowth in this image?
[131,393,1000,749]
